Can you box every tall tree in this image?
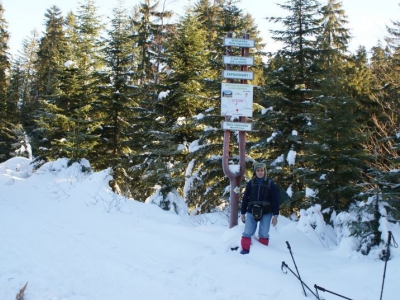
[60,0,105,163]
[317,0,351,68]
[259,0,323,208]
[131,0,173,86]
[18,30,40,138]
[299,0,369,213]
[179,0,267,213]
[33,5,69,165]
[90,1,140,194]
[133,12,215,206]
[121,0,176,202]
[35,6,67,97]
[0,4,13,161]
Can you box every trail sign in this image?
[223,38,255,48]
[222,70,254,80]
[221,83,253,117]
[223,55,254,66]
[222,121,253,131]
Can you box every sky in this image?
[2,0,400,58]
[1,155,400,299]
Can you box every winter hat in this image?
[253,162,267,173]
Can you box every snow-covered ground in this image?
[1,157,399,300]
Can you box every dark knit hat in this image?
[253,162,267,173]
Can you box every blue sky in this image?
[2,0,400,57]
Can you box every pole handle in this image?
[286,241,291,250]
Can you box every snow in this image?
[64,60,76,68]
[1,157,400,300]
[158,90,170,100]
[287,149,296,165]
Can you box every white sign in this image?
[221,83,253,117]
[223,55,254,66]
[222,121,253,132]
[222,70,254,80]
[223,38,255,48]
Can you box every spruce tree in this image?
[131,0,172,86]
[122,0,176,202]
[0,4,13,161]
[317,0,351,68]
[61,0,104,164]
[90,2,140,195]
[33,5,69,165]
[35,6,67,97]
[257,0,323,209]
[164,1,266,213]
[18,30,40,138]
[125,12,213,206]
[301,0,369,213]
[34,1,105,166]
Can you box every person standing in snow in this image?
[240,162,279,254]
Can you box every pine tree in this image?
[32,6,69,165]
[35,6,67,97]
[0,4,13,161]
[125,12,214,206]
[6,59,23,125]
[34,1,105,166]
[359,14,400,228]
[305,94,371,212]
[317,0,351,68]
[18,30,40,138]
[131,0,172,86]
[10,124,32,159]
[256,0,323,209]
[165,1,265,213]
[120,0,177,202]
[299,0,370,213]
[90,2,141,195]
[60,0,105,164]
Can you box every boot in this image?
[259,237,269,246]
[240,237,251,254]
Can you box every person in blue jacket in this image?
[240,162,279,254]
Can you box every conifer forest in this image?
[0,0,399,254]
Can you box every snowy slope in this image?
[1,157,399,300]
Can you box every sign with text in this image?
[222,121,253,131]
[223,38,255,48]
[223,55,254,66]
[221,83,253,117]
[222,70,254,80]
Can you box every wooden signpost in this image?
[221,32,254,228]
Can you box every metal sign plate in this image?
[222,70,254,80]
[222,121,253,131]
[223,55,254,66]
[223,38,255,48]
[221,83,253,117]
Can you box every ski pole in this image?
[281,261,319,299]
[286,241,307,297]
[380,231,397,300]
[314,284,353,300]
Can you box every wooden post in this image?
[222,33,251,228]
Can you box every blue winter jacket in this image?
[240,177,280,216]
